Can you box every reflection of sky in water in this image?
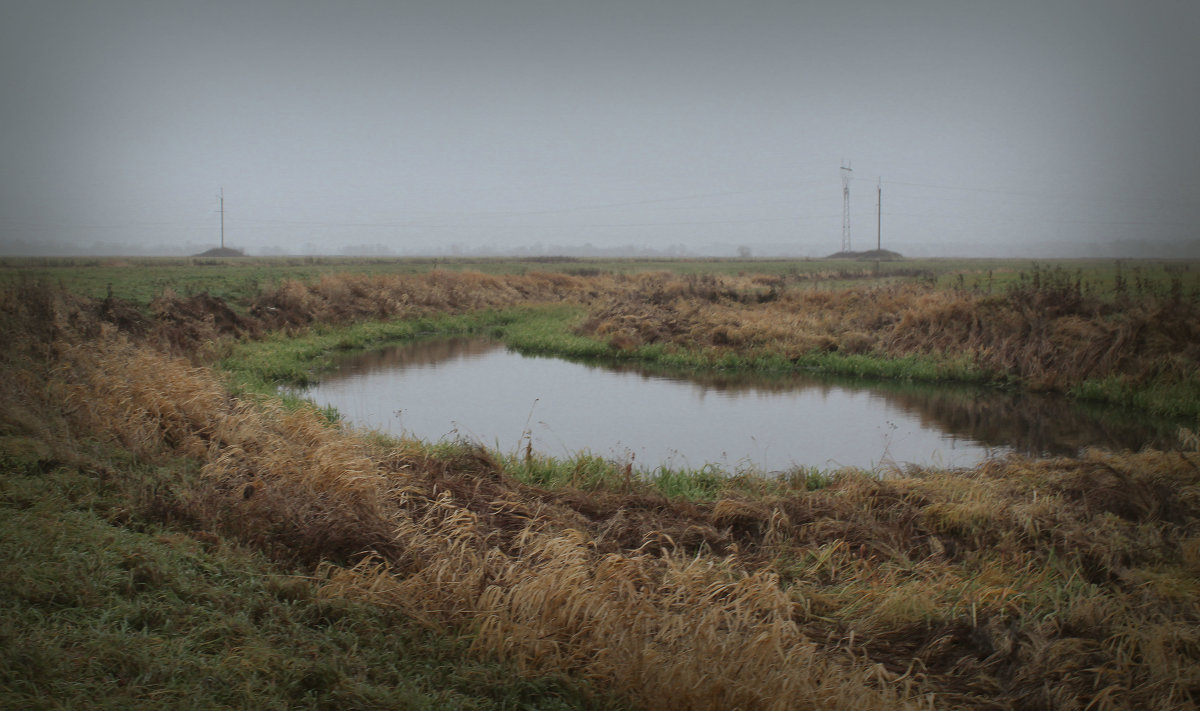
[301,341,1016,472]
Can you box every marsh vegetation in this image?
[3,257,1199,709]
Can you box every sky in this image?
[2,0,1198,258]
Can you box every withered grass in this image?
[3,269,1199,710]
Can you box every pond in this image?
[297,337,1181,472]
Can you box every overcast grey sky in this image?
[2,0,1198,257]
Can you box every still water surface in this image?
[299,338,1179,472]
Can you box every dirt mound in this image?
[826,249,904,260]
[193,247,245,257]
[148,291,261,352]
[96,295,151,337]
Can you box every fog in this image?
[2,1,1198,258]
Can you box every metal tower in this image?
[840,163,853,252]
[219,187,225,249]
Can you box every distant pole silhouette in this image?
[876,178,881,252]
[840,162,852,252]
[219,187,225,249]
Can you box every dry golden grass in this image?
[32,265,1197,401]
[574,271,1200,393]
[6,275,1200,710]
[248,269,592,331]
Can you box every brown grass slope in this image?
[3,275,1200,709]
[578,271,1200,389]
[247,270,592,332]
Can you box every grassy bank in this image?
[0,447,618,710]
[222,309,524,392]
[565,270,1200,420]
[222,267,1199,420]
[489,302,992,384]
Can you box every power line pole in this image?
[840,162,852,252]
[219,187,225,249]
[876,177,881,252]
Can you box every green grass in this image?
[479,435,839,498]
[498,449,737,499]
[0,441,625,711]
[491,306,608,359]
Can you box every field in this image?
[3,255,1195,305]
[3,256,1200,709]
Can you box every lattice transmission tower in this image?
[840,162,853,252]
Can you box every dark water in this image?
[298,338,1181,472]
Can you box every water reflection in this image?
[299,337,1180,471]
[333,336,500,371]
[881,385,1178,456]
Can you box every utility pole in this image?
[219,187,225,249]
[876,178,881,252]
[840,162,853,252]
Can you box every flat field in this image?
[3,256,1199,710]
[4,254,1196,305]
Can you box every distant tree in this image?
[737,245,752,258]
